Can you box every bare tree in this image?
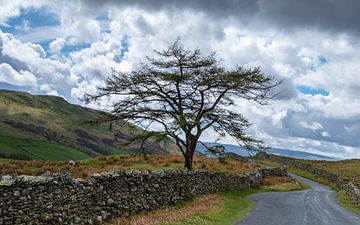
[85,39,279,170]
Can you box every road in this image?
[236,174,360,225]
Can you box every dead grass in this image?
[261,176,294,186]
[108,194,221,225]
[0,154,260,179]
[302,159,360,187]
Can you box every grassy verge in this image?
[165,189,258,225]
[109,176,307,225]
[289,167,360,215]
[297,159,360,187]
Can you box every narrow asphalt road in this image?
[236,173,360,225]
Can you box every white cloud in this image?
[49,38,65,55]
[0,0,48,24]
[0,30,73,98]
[300,121,323,130]
[1,0,360,158]
[321,131,331,137]
[0,63,37,86]
[40,83,59,96]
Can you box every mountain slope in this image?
[0,89,170,160]
[197,142,336,160]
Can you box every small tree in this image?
[85,39,279,170]
[203,143,227,163]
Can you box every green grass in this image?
[289,167,360,215]
[105,146,130,155]
[0,135,90,160]
[165,190,258,225]
[164,181,307,225]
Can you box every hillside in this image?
[0,89,170,160]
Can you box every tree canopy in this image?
[85,39,279,170]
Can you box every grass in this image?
[254,159,282,168]
[261,154,360,188]
[260,175,309,192]
[299,159,360,187]
[289,167,360,215]
[109,194,223,225]
[109,175,307,225]
[164,190,258,225]
[0,135,90,160]
[0,154,260,179]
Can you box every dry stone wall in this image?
[0,167,287,225]
[257,152,360,207]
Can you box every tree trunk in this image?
[184,153,193,170]
[184,137,197,170]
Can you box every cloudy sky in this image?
[1,0,360,158]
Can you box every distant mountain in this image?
[197,142,336,160]
[0,89,172,160]
[266,148,336,160]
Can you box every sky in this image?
[0,0,360,159]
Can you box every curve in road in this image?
[236,173,360,225]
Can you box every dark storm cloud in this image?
[258,0,360,33]
[84,0,360,33]
[86,0,259,18]
[282,110,360,148]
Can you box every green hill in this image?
[0,89,170,160]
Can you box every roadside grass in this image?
[0,154,260,179]
[254,159,282,168]
[289,167,360,215]
[108,176,307,225]
[298,159,360,187]
[260,176,309,192]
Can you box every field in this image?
[0,135,90,160]
[303,159,360,187]
[0,154,260,179]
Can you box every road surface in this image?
[236,173,360,225]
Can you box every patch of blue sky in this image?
[38,39,53,53]
[0,7,59,34]
[96,13,109,22]
[96,11,111,33]
[0,82,31,92]
[297,85,330,96]
[318,55,328,65]
[310,64,317,72]
[115,36,129,62]
[61,43,92,56]
[309,55,328,72]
